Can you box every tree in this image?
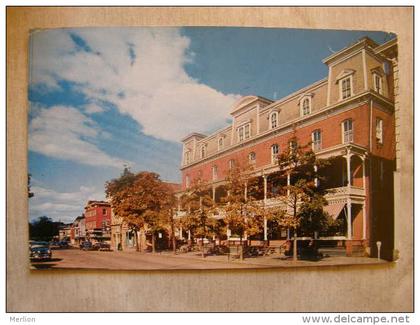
[29,216,60,241]
[180,178,216,257]
[222,162,264,259]
[273,135,331,260]
[105,168,174,253]
[28,173,34,198]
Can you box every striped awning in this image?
[324,202,346,220]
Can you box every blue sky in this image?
[28,27,393,223]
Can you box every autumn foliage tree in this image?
[179,178,216,256]
[105,168,175,253]
[222,162,265,259]
[273,136,331,260]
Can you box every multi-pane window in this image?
[228,159,235,170]
[373,73,383,95]
[218,137,224,150]
[301,98,311,116]
[237,124,251,142]
[184,150,191,164]
[102,208,107,215]
[376,118,383,144]
[342,119,353,143]
[248,152,256,164]
[340,77,352,100]
[200,145,206,159]
[212,165,218,181]
[312,129,322,151]
[270,112,278,129]
[244,124,250,139]
[271,144,279,164]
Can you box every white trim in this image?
[181,91,389,170]
[327,66,332,106]
[362,49,368,91]
[256,103,260,135]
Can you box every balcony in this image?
[325,186,365,202]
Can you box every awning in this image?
[323,202,346,220]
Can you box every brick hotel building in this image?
[178,37,399,260]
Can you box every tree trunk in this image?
[201,236,205,258]
[293,230,298,261]
[135,230,140,252]
[152,233,156,253]
[170,208,176,254]
[240,235,244,260]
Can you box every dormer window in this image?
[373,73,383,95]
[269,111,278,129]
[218,137,224,150]
[237,123,251,142]
[200,145,206,159]
[340,77,352,100]
[336,69,355,101]
[300,97,311,116]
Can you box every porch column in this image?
[362,203,367,240]
[179,225,183,240]
[362,155,367,240]
[346,148,352,239]
[263,174,268,241]
[244,182,248,201]
[212,185,216,202]
[188,230,191,241]
[264,218,268,241]
[287,173,291,196]
[226,225,231,239]
[346,200,352,239]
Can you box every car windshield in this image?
[31,241,49,247]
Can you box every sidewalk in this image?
[154,250,389,268]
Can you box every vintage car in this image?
[29,242,52,261]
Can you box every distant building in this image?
[58,224,72,241]
[70,215,86,245]
[84,200,111,243]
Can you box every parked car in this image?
[93,242,111,251]
[49,241,61,249]
[30,242,52,261]
[79,241,94,251]
[58,241,70,249]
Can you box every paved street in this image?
[30,247,388,270]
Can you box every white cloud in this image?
[83,102,105,114]
[29,105,131,168]
[30,28,240,142]
[29,185,106,223]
